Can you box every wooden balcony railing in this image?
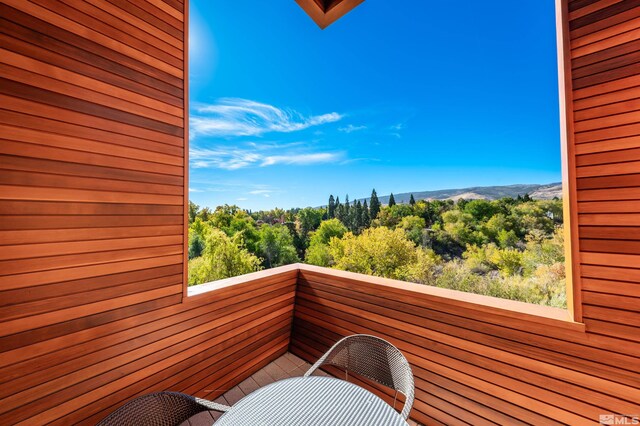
[289,264,638,425]
[3,263,637,424]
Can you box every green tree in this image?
[189,217,208,238]
[309,219,348,246]
[335,196,345,224]
[346,199,357,232]
[362,199,371,228]
[497,229,519,248]
[397,248,441,285]
[226,210,260,254]
[188,228,205,259]
[297,207,324,246]
[441,209,486,246]
[369,189,381,219]
[482,213,509,242]
[329,227,417,279]
[188,228,262,286]
[196,206,212,222]
[305,219,348,267]
[209,204,241,230]
[522,225,565,276]
[355,200,364,233]
[489,246,524,277]
[463,199,499,222]
[409,194,416,206]
[257,224,300,268]
[399,215,426,246]
[344,195,350,222]
[328,195,336,218]
[305,243,334,267]
[512,202,555,237]
[388,193,396,207]
[188,201,199,224]
[284,221,305,258]
[376,204,414,228]
[413,199,446,227]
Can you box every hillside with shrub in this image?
[188,190,566,308]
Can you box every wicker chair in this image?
[304,334,415,420]
[96,391,231,426]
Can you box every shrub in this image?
[188,229,262,286]
[329,227,417,279]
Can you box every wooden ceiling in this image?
[295,0,365,29]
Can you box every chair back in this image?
[304,334,415,419]
[97,391,228,426]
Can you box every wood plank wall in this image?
[571,0,640,339]
[1,0,639,425]
[0,1,295,424]
[291,0,640,424]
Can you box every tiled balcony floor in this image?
[181,352,315,425]
[182,352,420,425]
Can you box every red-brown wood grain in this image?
[1,0,639,425]
[0,2,297,424]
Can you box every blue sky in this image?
[188,1,561,211]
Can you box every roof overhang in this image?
[295,0,365,29]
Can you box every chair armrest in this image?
[195,397,231,412]
[303,357,323,377]
[304,335,350,377]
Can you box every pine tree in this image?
[328,195,336,218]
[355,200,364,233]
[348,199,356,231]
[362,199,371,228]
[337,204,346,224]
[409,194,416,206]
[335,196,345,224]
[369,189,381,219]
[344,194,350,217]
[388,193,396,207]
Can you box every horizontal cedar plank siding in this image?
[569,0,640,361]
[291,266,640,426]
[0,2,295,425]
[291,1,640,425]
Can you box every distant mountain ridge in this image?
[357,183,562,205]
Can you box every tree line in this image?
[188,189,565,307]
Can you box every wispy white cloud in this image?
[236,197,248,201]
[338,124,367,133]
[389,122,406,138]
[261,153,338,167]
[339,157,380,165]
[249,189,274,198]
[190,147,259,170]
[188,187,204,193]
[190,98,343,138]
[247,184,282,198]
[246,141,305,150]
[190,145,343,170]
